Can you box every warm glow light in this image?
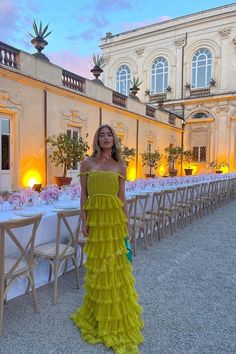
[23,170,42,187]
[221,166,228,173]
[127,167,136,181]
[158,165,165,176]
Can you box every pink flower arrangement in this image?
[8,192,27,208]
[40,186,61,203]
[21,188,38,202]
[65,184,81,199]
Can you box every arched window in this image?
[192,112,208,119]
[192,48,212,88]
[116,65,131,96]
[151,57,168,93]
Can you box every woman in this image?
[71,124,144,354]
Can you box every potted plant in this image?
[122,146,136,166]
[129,77,143,98]
[208,160,229,174]
[164,146,183,177]
[183,150,194,175]
[29,20,52,60]
[46,133,89,186]
[140,150,161,178]
[90,53,106,81]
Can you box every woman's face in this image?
[98,127,114,150]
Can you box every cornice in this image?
[100,7,236,49]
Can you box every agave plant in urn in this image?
[129,77,143,100]
[29,20,52,61]
[90,54,106,84]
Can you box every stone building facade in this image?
[100,3,236,174]
[0,42,181,190]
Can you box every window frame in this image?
[66,126,81,170]
[191,48,212,89]
[116,65,131,96]
[151,57,168,94]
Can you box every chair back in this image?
[176,187,188,208]
[150,191,164,216]
[133,193,149,226]
[163,189,177,211]
[126,197,135,222]
[56,209,81,258]
[0,214,42,279]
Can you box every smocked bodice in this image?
[81,170,124,197]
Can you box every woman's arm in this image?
[80,158,90,236]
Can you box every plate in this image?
[52,207,80,212]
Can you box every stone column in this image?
[174,37,186,100]
[219,27,232,91]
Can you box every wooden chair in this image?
[129,193,149,256]
[146,191,164,243]
[159,189,177,238]
[0,214,42,336]
[33,209,82,304]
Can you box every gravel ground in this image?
[1,201,236,354]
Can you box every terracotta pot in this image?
[184,168,193,176]
[169,169,178,177]
[215,170,223,174]
[53,176,72,187]
[145,174,155,178]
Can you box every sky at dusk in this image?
[0,0,234,78]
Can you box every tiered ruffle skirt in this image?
[71,194,144,354]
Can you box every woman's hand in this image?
[82,223,90,237]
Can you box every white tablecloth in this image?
[0,200,81,300]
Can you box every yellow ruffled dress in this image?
[71,170,144,354]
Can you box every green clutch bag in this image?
[124,237,132,263]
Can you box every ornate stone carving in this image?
[135,47,144,56]
[0,90,21,108]
[0,92,10,107]
[219,27,231,38]
[174,38,186,48]
[63,109,87,125]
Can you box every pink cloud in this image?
[121,15,172,32]
[0,0,19,41]
[48,51,93,79]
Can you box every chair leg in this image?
[143,227,148,249]
[79,245,84,267]
[0,277,4,336]
[72,257,80,289]
[48,260,53,282]
[133,229,137,256]
[53,260,59,305]
[63,259,68,275]
[29,271,39,313]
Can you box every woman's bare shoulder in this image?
[80,157,94,172]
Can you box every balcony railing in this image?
[146,105,156,118]
[190,87,210,97]
[62,69,85,93]
[0,41,20,68]
[149,93,167,102]
[112,91,127,107]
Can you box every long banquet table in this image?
[1,173,236,300]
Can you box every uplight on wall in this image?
[23,170,42,187]
[127,167,136,181]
